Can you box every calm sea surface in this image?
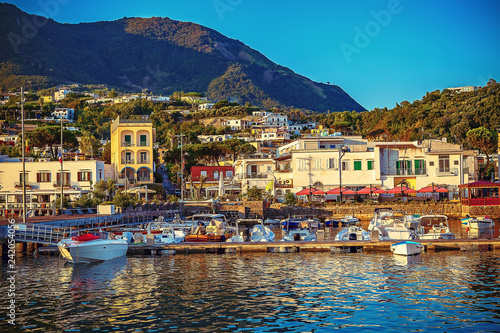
[2,247,500,332]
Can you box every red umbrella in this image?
[357,186,379,194]
[312,189,325,195]
[327,187,356,195]
[296,188,316,195]
[326,187,346,195]
[372,188,387,194]
[387,186,415,194]
[435,187,449,193]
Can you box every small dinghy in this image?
[390,241,423,256]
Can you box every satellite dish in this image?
[417,140,422,145]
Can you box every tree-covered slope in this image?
[0,3,365,112]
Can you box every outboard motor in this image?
[349,233,357,240]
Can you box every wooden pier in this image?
[36,238,500,255]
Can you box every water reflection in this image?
[1,252,500,332]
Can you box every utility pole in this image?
[180,133,185,202]
[21,87,26,223]
[60,113,64,215]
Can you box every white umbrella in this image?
[218,177,225,197]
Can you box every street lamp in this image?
[124,142,129,195]
[339,145,349,204]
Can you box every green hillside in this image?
[0,3,365,112]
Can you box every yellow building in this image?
[111,117,156,185]
[42,96,54,103]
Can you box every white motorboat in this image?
[462,216,495,229]
[368,208,416,241]
[280,228,317,242]
[390,241,423,256]
[154,225,185,244]
[417,214,455,240]
[334,225,371,241]
[58,232,128,264]
[249,221,275,242]
[340,215,359,226]
[264,218,281,226]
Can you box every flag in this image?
[59,150,62,164]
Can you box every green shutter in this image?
[367,161,373,170]
[354,161,362,170]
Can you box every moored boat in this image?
[185,217,235,242]
[340,215,359,226]
[250,221,275,242]
[325,217,340,228]
[461,216,495,229]
[416,214,455,240]
[334,225,371,241]
[280,228,317,242]
[390,241,423,256]
[58,232,128,264]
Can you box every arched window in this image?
[313,181,324,190]
[213,170,219,180]
[276,189,283,196]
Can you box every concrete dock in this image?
[36,238,500,255]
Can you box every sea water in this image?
[1,250,500,332]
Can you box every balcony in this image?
[138,159,150,164]
[53,181,72,188]
[436,167,458,176]
[122,159,135,164]
[122,142,135,147]
[14,181,34,188]
[137,141,150,147]
[386,168,427,176]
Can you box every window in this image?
[396,160,412,175]
[342,161,350,171]
[37,172,51,183]
[267,165,272,172]
[327,158,337,169]
[299,159,307,170]
[125,151,132,163]
[78,171,92,181]
[313,159,321,170]
[414,160,425,175]
[429,161,434,166]
[19,172,29,185]
[367,160,374,170]
[124,134,131,145]
[439,155,450,173]
[200,170,207,178]
[454,160,459,165]
[139,134,147,146]
[226,170,233,179]
[354,160,362,171]
[56,172,70,186]
[213,170,219,180]
[140,152,147,164]
[330,145,336,148]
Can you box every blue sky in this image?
[7,0,500,111]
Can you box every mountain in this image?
[0,3,365,112]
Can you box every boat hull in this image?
[58,239,128,264]
[391,241,423,256]
[185,232,235,242]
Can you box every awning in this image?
[296,188,316,195]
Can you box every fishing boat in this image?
[334,225,371,241]
[58,232,128,264]
[179,213,228,228]
[461,216,495,229]
[185,217,235,242]
[325,217,340,228]
[280,226,317,242]
[390,241,423,256]
[416,214,455,240]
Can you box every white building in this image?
[198,103,214,110]
[0,159,108,207]
[52,108,75,120]
[259,113,288,128]
[446,86,480,93]
[54,89,71,102]
[198,134,233,143]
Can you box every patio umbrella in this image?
[418,184,444,193]
[326,187,356,195]
[357,186,379,194]
[372,188,387,194]
[312,189,325,195]
[435,187,449,193]
[342,189,357,195]
[296,188,316,195]
[218,176,225,196]
[387,186,415,195]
